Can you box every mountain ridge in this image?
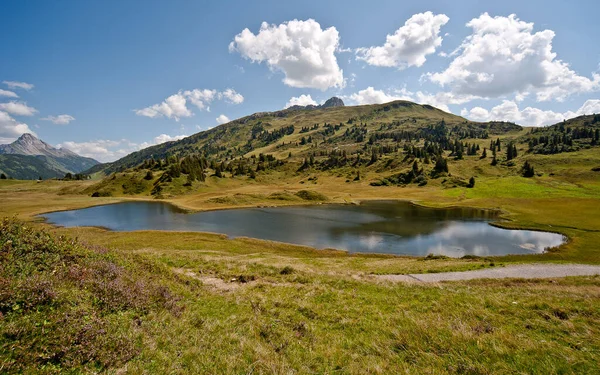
[84,98,521,176]
[0,134,99,179]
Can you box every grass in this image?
[1,219,599,374]
[1,140,600,373]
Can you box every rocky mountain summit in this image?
[0,133,78,158]
[286,97,345,111]
[0,134,99,179]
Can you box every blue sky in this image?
[1,0,599,161]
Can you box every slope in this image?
[87,99,520,176]
[0,134,99,179]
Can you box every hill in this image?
[0,134,99,179]
[87,99,520,175]
[82,98,599,199]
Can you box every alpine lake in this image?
[40,200,565,257]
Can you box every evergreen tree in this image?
[522,161,535,177]
[468,176,475,188]
[433,157,448,175]
[481,148,487,159]
[506,143,517,161]
[1,173,7,179]
[369,150,378,165]
[412,160,420,177]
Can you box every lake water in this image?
[40,200,565,257]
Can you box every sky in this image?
[1,0,599,162]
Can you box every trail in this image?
[375,264,600,283]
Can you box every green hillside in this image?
[0,154,68,180]
[0,134,99,179]
[83,100,532,194]
[89,100,521,175]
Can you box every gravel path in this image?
[376,264,600,283]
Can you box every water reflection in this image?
[40,201,565,257]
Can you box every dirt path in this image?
[374,264,600,283]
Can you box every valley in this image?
[1,99,599,374]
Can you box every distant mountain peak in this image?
[0,133,99,179]
[320,97,344,108]
[286,96,345,112]
[17,133,38,141]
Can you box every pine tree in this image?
[433,157,448,175]
[369,150,378,165]
[468,176,475,188]
[481,148,487,159]
[522,161,535,177]
[412,160,420,177]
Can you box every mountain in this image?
[0,134,99,179]
[286,96,345,111]
[85,98,521,178]
[320,96,344,108]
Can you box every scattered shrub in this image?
[295,190,328,201]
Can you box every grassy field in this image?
[1,141,600,373]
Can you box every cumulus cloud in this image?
[0,111,36,143]
[356,12,449,69]
[346,87,409,105]
[460,99,600,126]
[135,92,193,120]
[345,86,472,113]
[427,13,600,101]
[152,134,187,144]
[136,88,243,120]
[3,81,34,91]
[230,19,344,90]
[183,89,217,110]
[0,89,18,98]
[216,114,230,124]
[58,139,126,162]
[284,94,318,108]
[59,133,189,162]
[0,101,38,116]
[219,88,244,104]
[41,114,75,125]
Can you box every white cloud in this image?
[152,134,187,145]
[427,13,600,101]
[59,133,189,162]
[0,111,36,143]
[284,94,318,108]
[0,89,18,98]
[3,81,34,91]
[408,91,474,113]
[135,92,193,120]
[345,87,471,113]
[41,114,75,125]
[230,19,344,90]
[219,88,244,104]
[356,12,449,69]
[58,140,126,162]
[216,114,230,124]
[136,88,244,120]
[460,99,600,126]
[0,101,38,116]
[183,89,217,110]
[346,87,408,105]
